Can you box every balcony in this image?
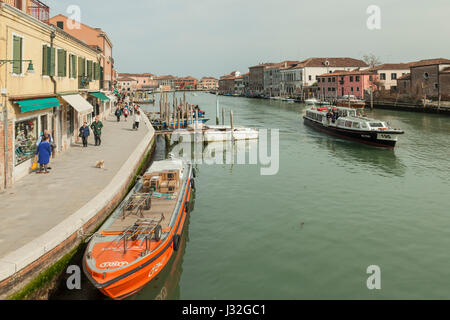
[27,0,49,23]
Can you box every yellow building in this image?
[0,2,115,189]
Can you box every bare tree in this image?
[363,54,382,68]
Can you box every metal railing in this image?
[27,0,49,23]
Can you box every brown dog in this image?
[95,160,105,169]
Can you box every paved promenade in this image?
[0,115,148,258]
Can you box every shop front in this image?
[60,94,95,147]
[12,97,60,182]
[88,91,110,120]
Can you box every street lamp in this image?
[0,60,35,74]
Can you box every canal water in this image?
[51,93,450,300]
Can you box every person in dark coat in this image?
[90,116,103,146]
[115,107,122,122]
[37,136,52,174]
[79,122,90,147]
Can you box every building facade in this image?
[409,59,450,99]
[155,75,177,91]
[175,76,198,90]
[198,77,218,90]
[0,2,108,189]
[249,63,273,95]
[49,14,115,92]
[369,63,410,91]
[317,70,378,99]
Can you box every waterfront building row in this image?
[219,57,450,101]
[0,1,117,190]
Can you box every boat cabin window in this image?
[345,121,352,128]
[337,119,345,127]
[369,122,384,128]
[360,122,368,129]
[352,122,360,129]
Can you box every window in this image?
[42,45,55,76]
[57,21,64,29]
[351,87,354,92]
[87,60,93,80]
[332,77,336,82]
[391,73,397,80]
[424,72,429,80]
[356,87,360,91]
[355,76,360,82]
[369,122,384,128]
[328,78,331,83]
[69,54,77,79]
[352,122,360,129]
[308,75,312,81]
[12,35,23,75]
[380,73,386,80]
[57,49,67,77]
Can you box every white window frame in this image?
[11,32,25,77]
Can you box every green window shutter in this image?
[12,36,23,74]
[63,50,67,77]
[49,47,55,76]
[57,49,64,77]
[87,60,93,81]
[42,45,48,75]
[72,55,77,78]
[77,56,83,77]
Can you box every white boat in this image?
[203,125,259,142]
[305,98,319,105]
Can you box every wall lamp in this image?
[0,60,35,73]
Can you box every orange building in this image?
[48,14,114,92]
[198,77,219,90]
[175,76,198,90]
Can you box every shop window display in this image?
[15,118,38,166]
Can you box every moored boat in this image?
[335,95,366,109]
[82,159,194,300]
[303,106,404,148]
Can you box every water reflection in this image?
[305,128,406,177]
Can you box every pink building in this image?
[317,70,378,99]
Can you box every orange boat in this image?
[82,159,194,300]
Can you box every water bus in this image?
[303,106,404,148]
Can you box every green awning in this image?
[113,89,120,96]
[15,98,60,113]
[89,91,110,102]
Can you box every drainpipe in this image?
[49,28,60,154]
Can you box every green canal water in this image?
[52,93,450,300]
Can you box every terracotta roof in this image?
[118,77,137,82]
[317,69,376,77]
[397,73,411,80]
[369,63,411,71]
[266,60,300,70]
[178,76,198,81]
[410,58,450,68]
[249,63,275,69]
[155,75,177,80]
[292,57,368,69]
[220,74,236,80]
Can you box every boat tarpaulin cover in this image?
[61,94,94,114]
[15,97,60,113]
[89,91,110,102]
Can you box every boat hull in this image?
[303,117,400,148]
[82,168,193,300]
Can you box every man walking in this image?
[79,122,90,147]
[91,116,104,146]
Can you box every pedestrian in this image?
[91,116,104,146]
[123,105,129,122]
[36,136,51,174]
[79,122,90,147]
[115,107,122,122]
[133,110,141,130]
[36,129,55,167]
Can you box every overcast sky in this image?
[46,0,450,78]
